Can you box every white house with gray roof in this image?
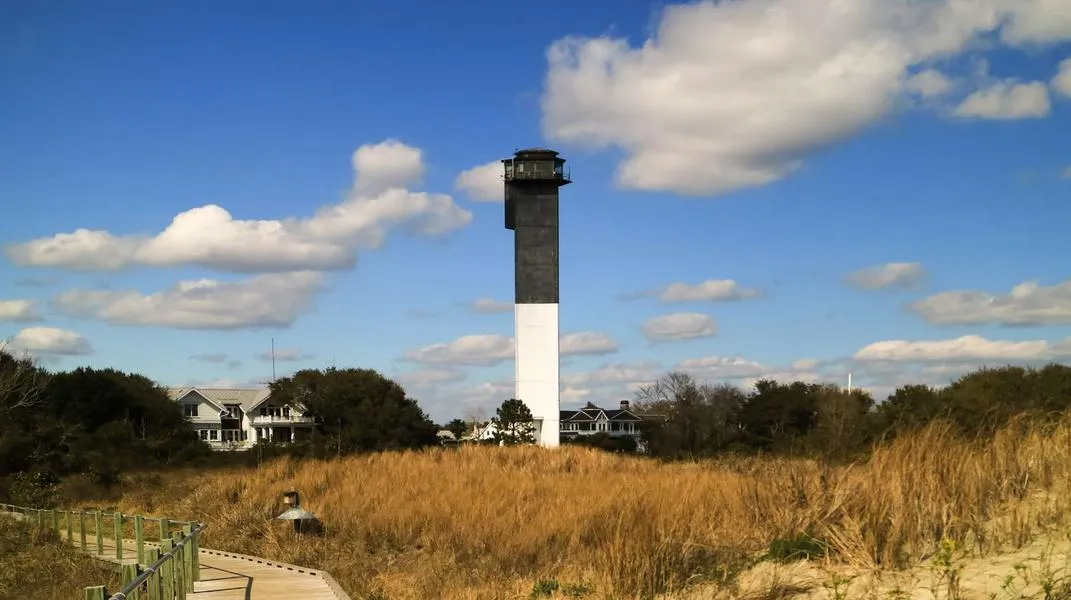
[167,387,314,451]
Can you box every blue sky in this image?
[2,0,1070,422]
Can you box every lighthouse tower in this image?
[502,148,570,448]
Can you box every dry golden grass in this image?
[92,415,1071,600]
[0,517,119,599]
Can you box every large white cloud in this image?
[952,79,1051,119]
[53,271,324,329]
[642,312,717,342]
[909,279,1071,326]
[844,262,928,291]
[627,279,762,302]
[8,327,93,356]
[559,331,619,355]
[541,0,1071,196]
[6,140,472,273]
[454,161,504,202]
[1054,57,1071,97]
[0,300,42,322]
[405,330,620,366]
[853,334,1071,363]
[468,298,513,314]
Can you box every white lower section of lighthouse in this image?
[515,303,560,448]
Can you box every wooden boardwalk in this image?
[87,537,349,600]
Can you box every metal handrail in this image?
[107,521,206,600]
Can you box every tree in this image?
[444,418,468,439]
[0,360,207,485]
[633,372,746,458]
[491,398,535,445]
[270,367,438,454]
[807,385,875,457]
[0,345,45,419]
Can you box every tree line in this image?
[3,341,1069,501]
[632,363,1071,460]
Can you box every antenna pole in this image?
[271,337,276,382]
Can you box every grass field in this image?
[0,516,118,600]
[68,415,1071,600]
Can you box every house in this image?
[560,400,645,439]
[167,386,315,451]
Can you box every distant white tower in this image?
[502,148,571,448]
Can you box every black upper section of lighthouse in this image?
[503,148,570,305]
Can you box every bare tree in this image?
[0,341,45,418]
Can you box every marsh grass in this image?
[0,516,118,600]
[86,415,1071,599]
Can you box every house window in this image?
[283,406,290,418]
[183,404,197,418]
[199,430,208,441]
[209,430,218,441]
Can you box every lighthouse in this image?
[502,148,570,448]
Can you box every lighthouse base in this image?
[514,303,560,448]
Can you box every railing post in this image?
[172,531,186,600]
[114,511,124,560]
[84,585,107,600]
[135,515,145,564]
[66,509,73,543]
[95,511,104,555]
[37,508,44,529]
[190,523,200,582]
[160,540,175,600]
[159,518,169,543]
[50,509,58,537]
[80,510,87,549]
[146,547,162,600]
[121,563,140,600]
[182,524,194,590]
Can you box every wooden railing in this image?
[0,503,204,600]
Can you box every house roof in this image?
[167,387,273,412]
[560,403,644,422]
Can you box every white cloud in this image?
[1054,57,1071,97]
[642,312,717,342]
[559,331,619,355]
[676,355,771,379]
[952,79,1051,119]
[396,368,468,389]
[0,299,42,322]
[844,262,927,290]
[853,334,1071,363]
[53,271,324,329]
[561,361,662,389]
[658,279,762,302]
[908,279,1071,326]
[351,139,424,197]
[1062,165,1071,179]
[454,161,504,202]
[541,0,1071,196]
[189,353,230,363]
[468,298,513,314]
[675,355,826,389]
[406,334,515,366]
[906,69,956,99]
[405,330,621,366]
[8,327,92,356]
[258,348,314,362]
[5,140,472,273]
